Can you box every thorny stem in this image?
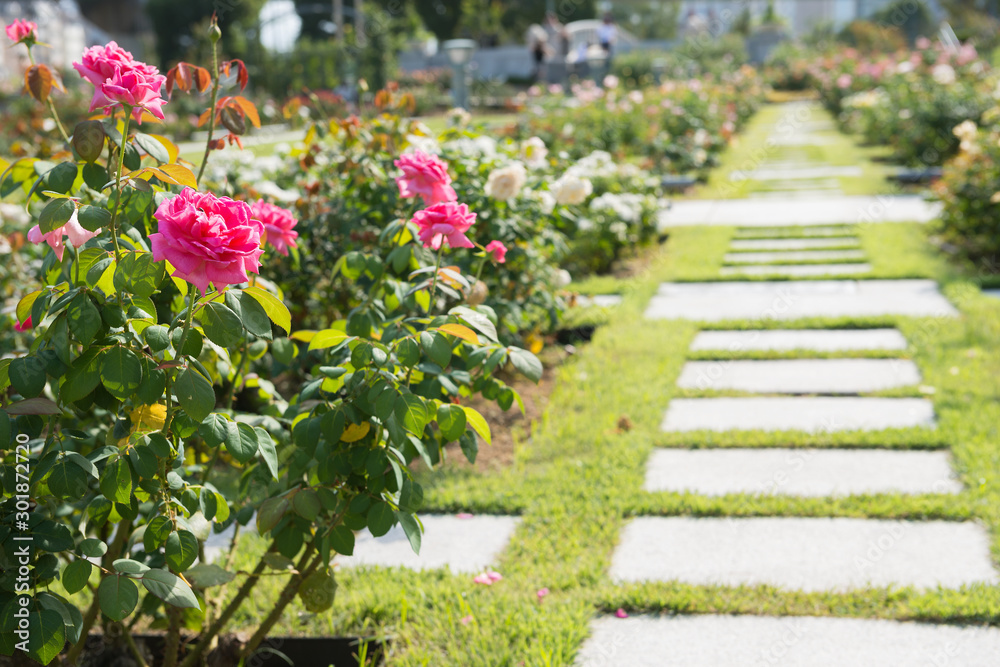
[196,36,222,187]
[107,108,133,267]
[426,246,445,313]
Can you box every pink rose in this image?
[27,210,97,261]
[411,202,476,250]
[484,240,507,263]
[73,41,166,124]
[536,588,549,602]
[394,151,457,205]
[14,315,32,332]
[615,608,628,619]
[251,201,299,256]
[5,19,36,44]
[149,188,264,294]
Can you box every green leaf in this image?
[243,285,291,333]
[419,331,452,367]
[226,422,259,464]
[164,530,199,571]
[98,575,139,621]
[366,501,395,537]
[100,458,132,504]
[461,406,492,445]
[100,346,143,400]
[68,293,102,347]
[144,325,170,352]
[436,403,467,441]
[143,516,172,551]
[271,337,296,365]
[507,347,543,383]
[45,162,78,194]
[199,412,232,447]
[256,496,290,534]
[396,337,420,367]
[397,512,422,554]
[256,426,279,480]
[175,367,215,423]
[114,252,164,298]
[60,348,102,404]
[327,525,355,556]
[112,558,150,575]
[141,568,200,609]
[133,133,170,163]
[450,306,499,342]
[185,563,236,588]
[292,489,321,521]
[38,197,75,234]
[19,609,65,664]
[9,355,46,398]
[46,460,88,497]
[82,161,109,190]
[77,204,112,232]
[236,290,272,338]
[200,301,243,348]
[62,559,93,594]
[308,329,349,351]
[394,393,430,435]
[79,538,108,558]
[298,569,336,613]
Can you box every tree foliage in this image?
[146,0,266,67]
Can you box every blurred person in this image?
[597,12,617,62]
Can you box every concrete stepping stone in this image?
[676,359,920,394]
[576,615,1000,666]
[747,190,843,200]
[690,329,907,352]
[337,514,519,573]
[724,250,866,264]
[575,294,623,308]
[719,264,872,277]
[734,226,854,239]
[731,166,863,181]
[645,280,957,321]
[659,195,941,227]
[729,238,860,251]
[661,397,934,432]
[609,517,996,591]
[644,448,961,496]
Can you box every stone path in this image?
[582,101,998,665]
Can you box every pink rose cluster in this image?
[251,200,299,257]
[394,151,457,206]
[73,41,166,123]
[472,570,503,586]
[484,240,507,264]
[28,210,97,261]
[150,188,264,294]
[5,19,36,44]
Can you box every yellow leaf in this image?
[156,163,198,189]
[341,422,370,443]
[129,404,167,431]
[308,329,350,351]
[524,332,544,355]
[147,134,180,163]
[437,323,480,345]
[289,330,317,343]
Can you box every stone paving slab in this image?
[729,238,860,251]
[724,250,866,264]
[734,226,855,238]
[576,615,1000,667]
[661,397,935,432]
[575,294,623,308]
[731,166,864,181]
[983,289,1000,299]
[747,190,843,200]
[643,448,961,496]
[337,514,519,573]
[690,329,908,352]
[719,263,872,277]
[770,133,838,145]
[676,359,920,394]
[609,517,996,590]
[658,196,941,227]
[645,280,958,321]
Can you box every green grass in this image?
[207,103,1000,665]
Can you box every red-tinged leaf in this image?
[196,109,212,128]
[25,65,53,103]
[231,96,261,128]
[227,134,243,149]
[194,66,212,93]
[165,64,190,97]
[221,59,249,91]
[156,361,183,370]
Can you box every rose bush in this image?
[0,19,542,667]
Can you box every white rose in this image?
[522,137,548,168]
[484,162,528,200]
[932,64,956,85]
[538,191,556,214]
[556,269,572,287]
[550,174,593,206]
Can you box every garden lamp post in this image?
[444,39,477,110]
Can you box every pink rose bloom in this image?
[251,201,299,256]
[486,570,503,583]
[411,202,476,250]
[472,573,493,585]
[14,316,32,332]
[394,151,457,205]
[615,608,628,619]
[73,41,166,124]
[836,74,853,89]
[484,240,507,263]
[150,188,264,294]
[27,210,98,261]
[5,19,36,44]
[536,588,549,602]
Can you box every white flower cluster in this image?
[485,162,528,200]
[589,192,650,224]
